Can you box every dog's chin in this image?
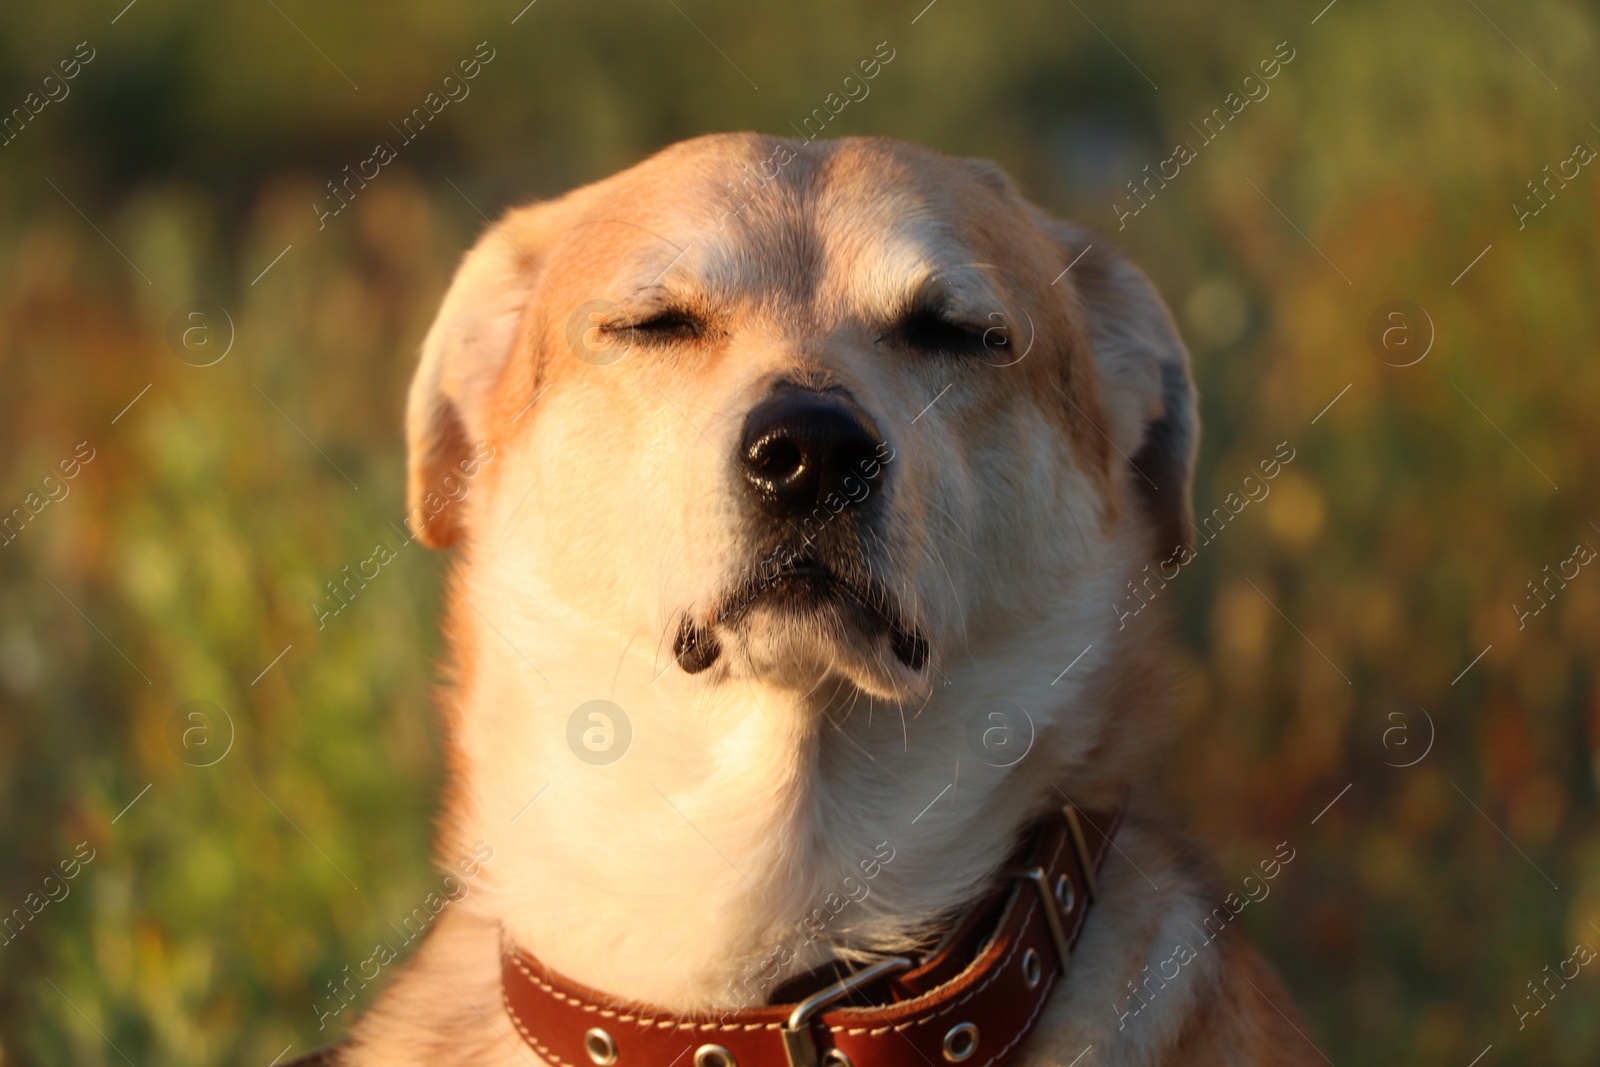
[676,564,933,702]
[735,608,932,701]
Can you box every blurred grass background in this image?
[2,0,1598,1063]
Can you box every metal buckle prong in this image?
[780,956,913,1067]
[1062,804,1099,903]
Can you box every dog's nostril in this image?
[748,436,804,480]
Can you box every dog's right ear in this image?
[406,205,552,548]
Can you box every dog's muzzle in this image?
[671,384,927,678]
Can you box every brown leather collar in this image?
[501,802,1123,1067]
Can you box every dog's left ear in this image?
[1037,216,1199,559]
[406,204,553,548]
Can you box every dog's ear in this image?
[406,205,552,548]
[1038,217,1199,559]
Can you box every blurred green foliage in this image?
[1,0,1598,1063]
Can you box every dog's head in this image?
[406,134,1195,707]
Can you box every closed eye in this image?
[893,308,1008,355]
[626,308,705,343]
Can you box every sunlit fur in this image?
[342,134,1318,1066]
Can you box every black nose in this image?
[739,391,884,516]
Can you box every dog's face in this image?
[403,134,1196,1003]
[408,135,1194,707]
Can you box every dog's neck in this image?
[438,573,1131,1014]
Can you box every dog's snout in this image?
[739,392,882,516]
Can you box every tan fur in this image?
[336,134,1321,1066]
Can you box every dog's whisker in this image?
[835,676,864,732]
[611,626,644,699]
[922,535,968,650]
[828,703,908,788]
[799,667,834,704]
[924,497,982,559]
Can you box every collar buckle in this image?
[1003,803,1099,976]
[780,956,913,1067]
[1004,866,1073,976]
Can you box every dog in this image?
[325,133,1321,1066]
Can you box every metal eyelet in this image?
[695,1044,738,1067]
[584,1028,619,1066]
[1054,872,1075,913]
[1021,946,1043,990]
[821,1049,854,1067]
[942,1023,979,1063]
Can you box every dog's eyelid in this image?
[890,306,1004,354]
[601,302,697,327]
[606,306,711,340]
[635,308,699,328]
